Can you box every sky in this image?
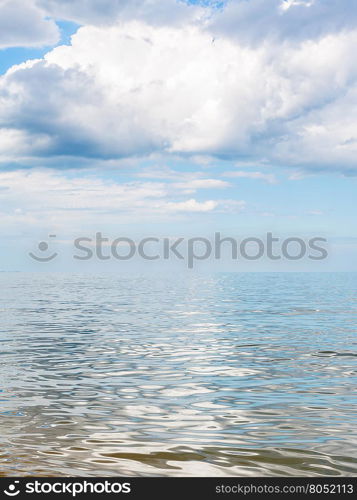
[0,0,356,272]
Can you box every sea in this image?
[0,272,356,476]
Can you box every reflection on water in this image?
[0,272,356,476]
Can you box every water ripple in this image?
[0,272,356,476]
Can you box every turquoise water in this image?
[0,272,356,476]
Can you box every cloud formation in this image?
[36,0,207,27]
[0,0,59,49]
[0,169,243,233]
[224,171,277,184]
[210,0,357,45]
[0,1,357,173]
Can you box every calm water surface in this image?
[0,272,356,476]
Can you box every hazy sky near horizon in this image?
[0,0,356,271]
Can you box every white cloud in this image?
[1,3,357,172]
[136,166,230,192]
[307,210,324,215]
[210,0,357,44]
[137,166,206,181]
[173,178,230,192]
[214,199,246,213]
[165,199,218,212]
[0,169,240,231]
[0,0,59,49]
[224,171,277,184]
[0,127,52,156]
[288,170,311,181]
[35,0,208,27]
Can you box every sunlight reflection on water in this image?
[0,272,356,476]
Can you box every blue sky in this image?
[0,0,356,271]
